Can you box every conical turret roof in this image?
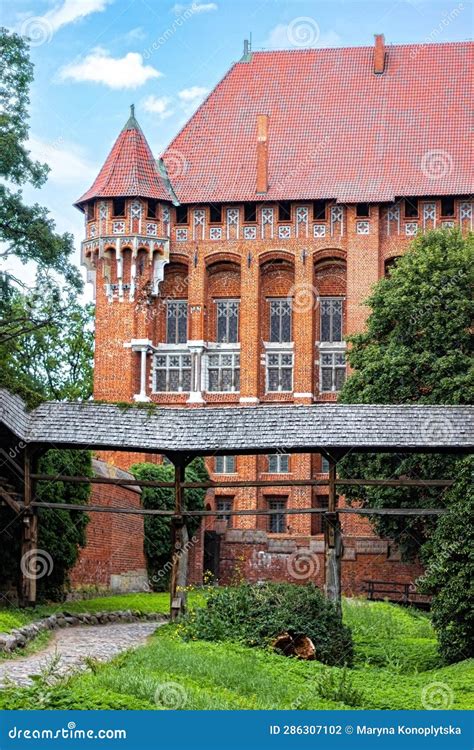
[75,105,171,207]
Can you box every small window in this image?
[269,299,292,343]
[313,200,326,220]
[404,198,418,218]
[267,454,289,473]
[176,205,188,224]
[147,199,159,219]
[216,498,233,524]
[356,203,370,217]
[244,203,257,222]
[154,353,191,392]
[215,456,236,474]
[320,298,343,343]
[207,352,240,392]
[278,201,291,221]
[216,299,239,343]
[113,198,126,217]
[85,203,95,221]
[266,352,293,392]
[320,352,346,393]
[166,300,188,344]
[268,498,287,534]
[441,197,455,217]
[209,205,222,223]
[321,456,330,473]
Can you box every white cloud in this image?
[59,48,162,89]
[142,95,174,120]
[28,135,97,186]
[172,2,217,14]
[125,26,146,40]
[20,0,111,36]
[178,86,208,102]
[264,23,341,50]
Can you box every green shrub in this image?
[418,457,474,664]
[181,582,354,667]
[316,666,363,706]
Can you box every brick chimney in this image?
[256,114,268,194]
[374,34,386,74]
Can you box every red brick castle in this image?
[72,36,472,595]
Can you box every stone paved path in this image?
[0,621,160,688]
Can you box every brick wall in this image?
[70,461,147,591]
[83,196,471,593]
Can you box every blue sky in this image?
[2,0,472,294]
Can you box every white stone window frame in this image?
[313,223,326,237]
[112,221,126,235]
[215,455,236,474]
[193,208,206,240]
[226,208,240,240]
[319,349,346,393]
[166,300,188,345]
[330,205,344,237]
[267,453,290,474]
[152,349,192,393]
[422,202,436,230]
[405,222,418,236]
[205,346,241,393]
[386,204,400,236]
[261,207,274,239]
[296,206,309,238]
[264,342,294,393]
[210,227,222,240]
[356,220,370,235]
[243,226,257,240]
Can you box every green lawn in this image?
[0,592,204,634]
[0,596,472,710]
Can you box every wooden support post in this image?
[324,456,342,612]
[19,448,38,608]
[170,456,189,620]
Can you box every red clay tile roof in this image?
[162,42,473,204]
[75,110,171,207]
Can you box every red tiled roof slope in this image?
[76,112,170,206]
[163,42,473,204]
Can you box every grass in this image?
[0,596,472,710]
[0,592,204,634]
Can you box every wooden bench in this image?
[363,579,430,607]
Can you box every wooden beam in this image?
[19,449,38,608]
[28,501,448,517]
[0,485,21,514]
[170,457,187,620]
[30,473,454,490]
[325,457,342,611]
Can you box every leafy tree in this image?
[417,457,474,664]
[131,459,208,590]
[0,31,93,602]
[338,229,473,558]
[0,450,91,603]
[0,27,80,292]
[0,283,94,401]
